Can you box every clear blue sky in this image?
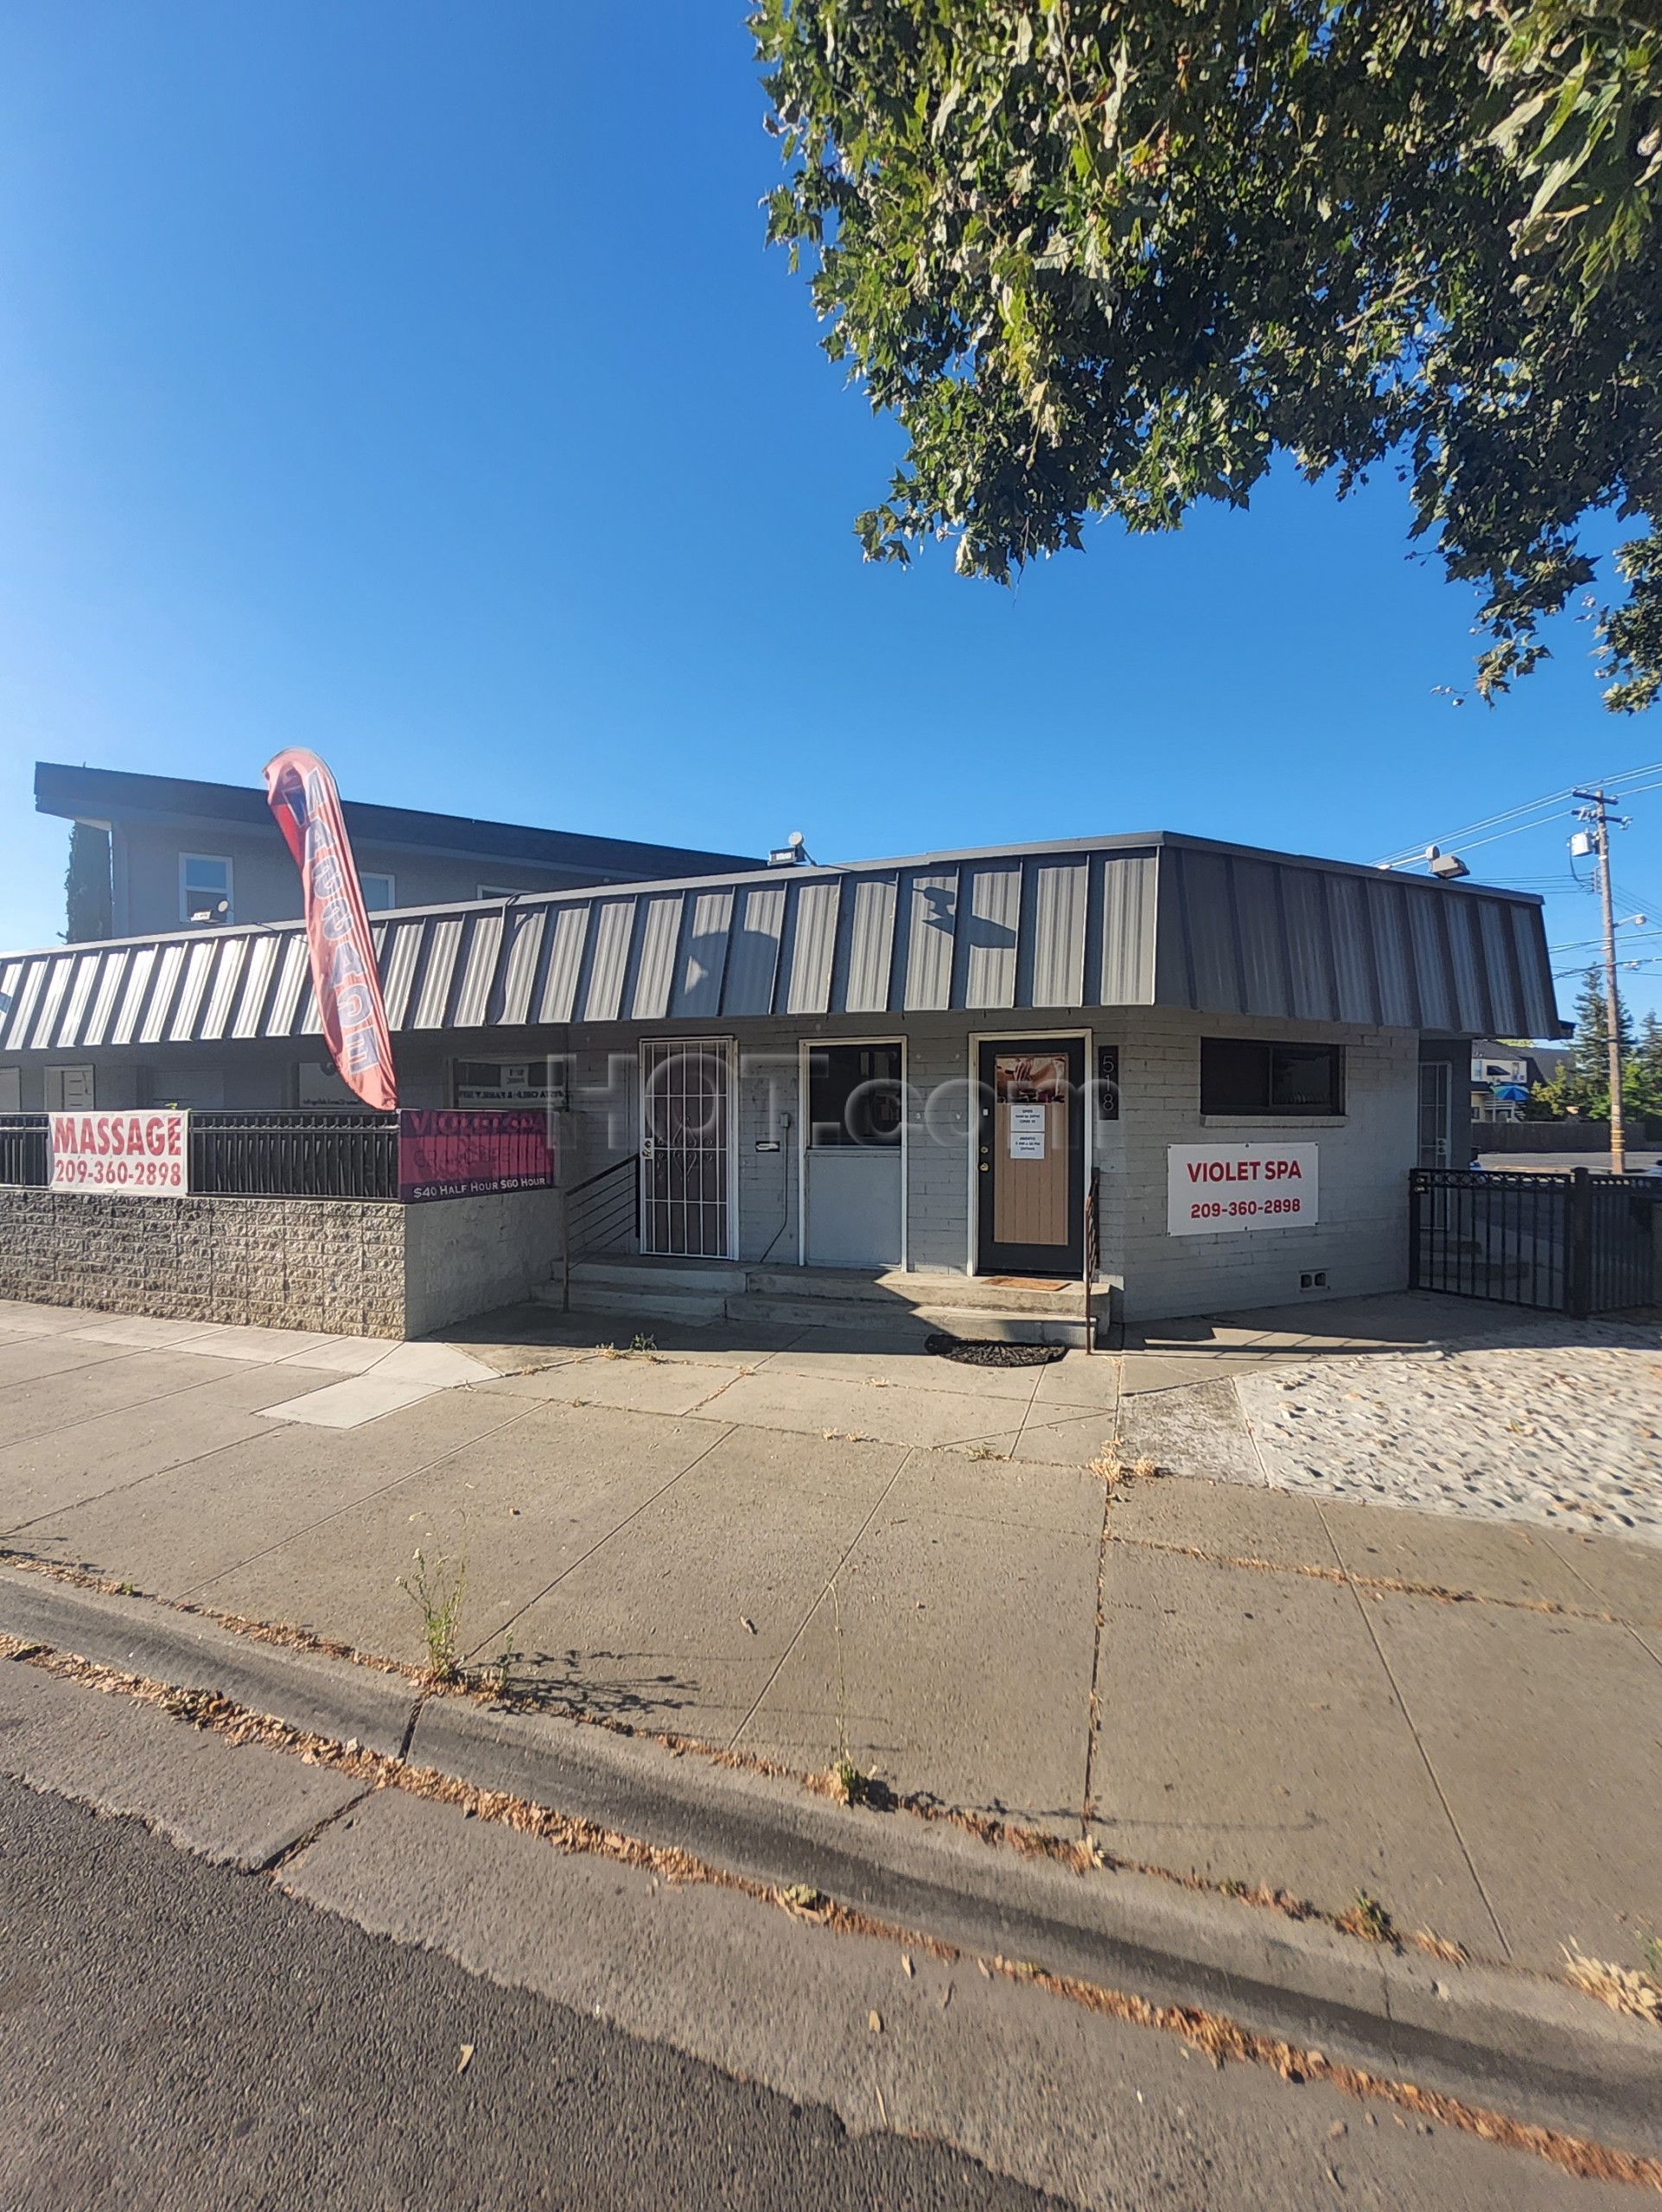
[2,0,1659,1027]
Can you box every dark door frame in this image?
[975,1035,1086,1276]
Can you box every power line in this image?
[1374,756,1662,868]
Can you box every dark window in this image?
[1200,1039,1342,1116]
[807,1044,903,1148]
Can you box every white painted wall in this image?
[402,1185,565,1337]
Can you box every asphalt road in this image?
[0,1770,1623,2212]
[0,1776,1054,2212]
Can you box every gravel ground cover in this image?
[1236,1319,1662,1544]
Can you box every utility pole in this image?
[1572,787,1627,1173]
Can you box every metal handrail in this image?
[1082,1165,1100,1352]
[560,1152,640,1312]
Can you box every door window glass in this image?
[807,1045,901,1148]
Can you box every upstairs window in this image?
[360,872,396,911]
[180,855,233,926]
[1201,1039,1343,1117]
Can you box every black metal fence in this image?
[190,1112,399,1199]
[1410,1166,1658,1317]
[0,1115,48,1190]
[0,1110,400,1202]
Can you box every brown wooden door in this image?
[976,1039,1085,1275]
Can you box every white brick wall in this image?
[399,1007,1420,1319]
[1098,1009,1416,1322]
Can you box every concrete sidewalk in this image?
[0,1290,1659,1993]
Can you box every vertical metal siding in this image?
[0,841,1559,1050]
[232,938,280,1039]
[1324,874,1377,1024]
[901,869,958,1013]
[1364,878,1418,1027]
[55,954,104,1049]
[28,960,73,1051]
[1028,860,1086,1008]
[672,891,731,1020]
[452,912,504,1031]
[1280,868,1337,1021]
[199,940,247,1040]
[581,902,634,1023]
[963,863,1021,1009]
[411,917,463,1029]
[1508,902,1557,1039]
[786,879,841,1016]
[538,905,589,1024]
[723,882,786,1017]
[111,947,158,1046]
[1232,860,1291,1019]
[629,894,683,1022]
[85,950,129,1047]
[1406,893,1454,1031]
[1444,898,1491,1034]
[1180,850,1241,1015]
[496,908,545,1027]
[377,923,421,1030]
[1098,853,1156,1006]
[842,874,896,1015]
[137,944,187,1046]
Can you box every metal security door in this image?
[640,1039,733,1258]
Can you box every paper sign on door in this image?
[1009,1103,1047,1160]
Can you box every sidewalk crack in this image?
[1314,1500,1513,1961]
[461,1422,737,1663]
[1078,1366,1123,1837]
[726,1447,915,1751]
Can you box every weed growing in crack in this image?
[398,1547,468,1683]
[1340,1891,1396,1944]
[488,1632,519,1700]
[825,1576,871,1807]
[629,1332,658,1355]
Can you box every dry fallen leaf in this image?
[868,2010,882,2034]
[901,1954,914,1978]
[456,2044,474,2076]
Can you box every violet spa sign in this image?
[1167,1143,1318,1236]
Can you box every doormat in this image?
[923,1332,1067,1368]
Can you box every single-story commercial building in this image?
[0,823,1556,1338]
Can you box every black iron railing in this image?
[1410,1166,1657,1317]
[559,1152,640,1309]
[0,1109,401,1201]
[0,1114,48,1189]
[190,1112,400,1199]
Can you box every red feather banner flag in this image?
[264,749,398,1111]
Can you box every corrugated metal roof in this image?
[0,833,1559,1053]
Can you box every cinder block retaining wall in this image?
[0,1186,564,1339]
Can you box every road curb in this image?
[3,1564,1658,2156]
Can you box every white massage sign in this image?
[48,1110,190,1195]
[1167,1143,1318,1236]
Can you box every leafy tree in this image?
[757,0,1662,707]
[63,823,112,944]
[1532,967,1638,1118]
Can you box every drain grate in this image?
[923,1332,1067,1368]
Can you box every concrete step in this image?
[533,1281,728,1326]
[742,1265,1088,1317]
[913,1306,1095,1349]
[568,1259,739,1294]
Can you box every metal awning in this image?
[0,832,1559,1056]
